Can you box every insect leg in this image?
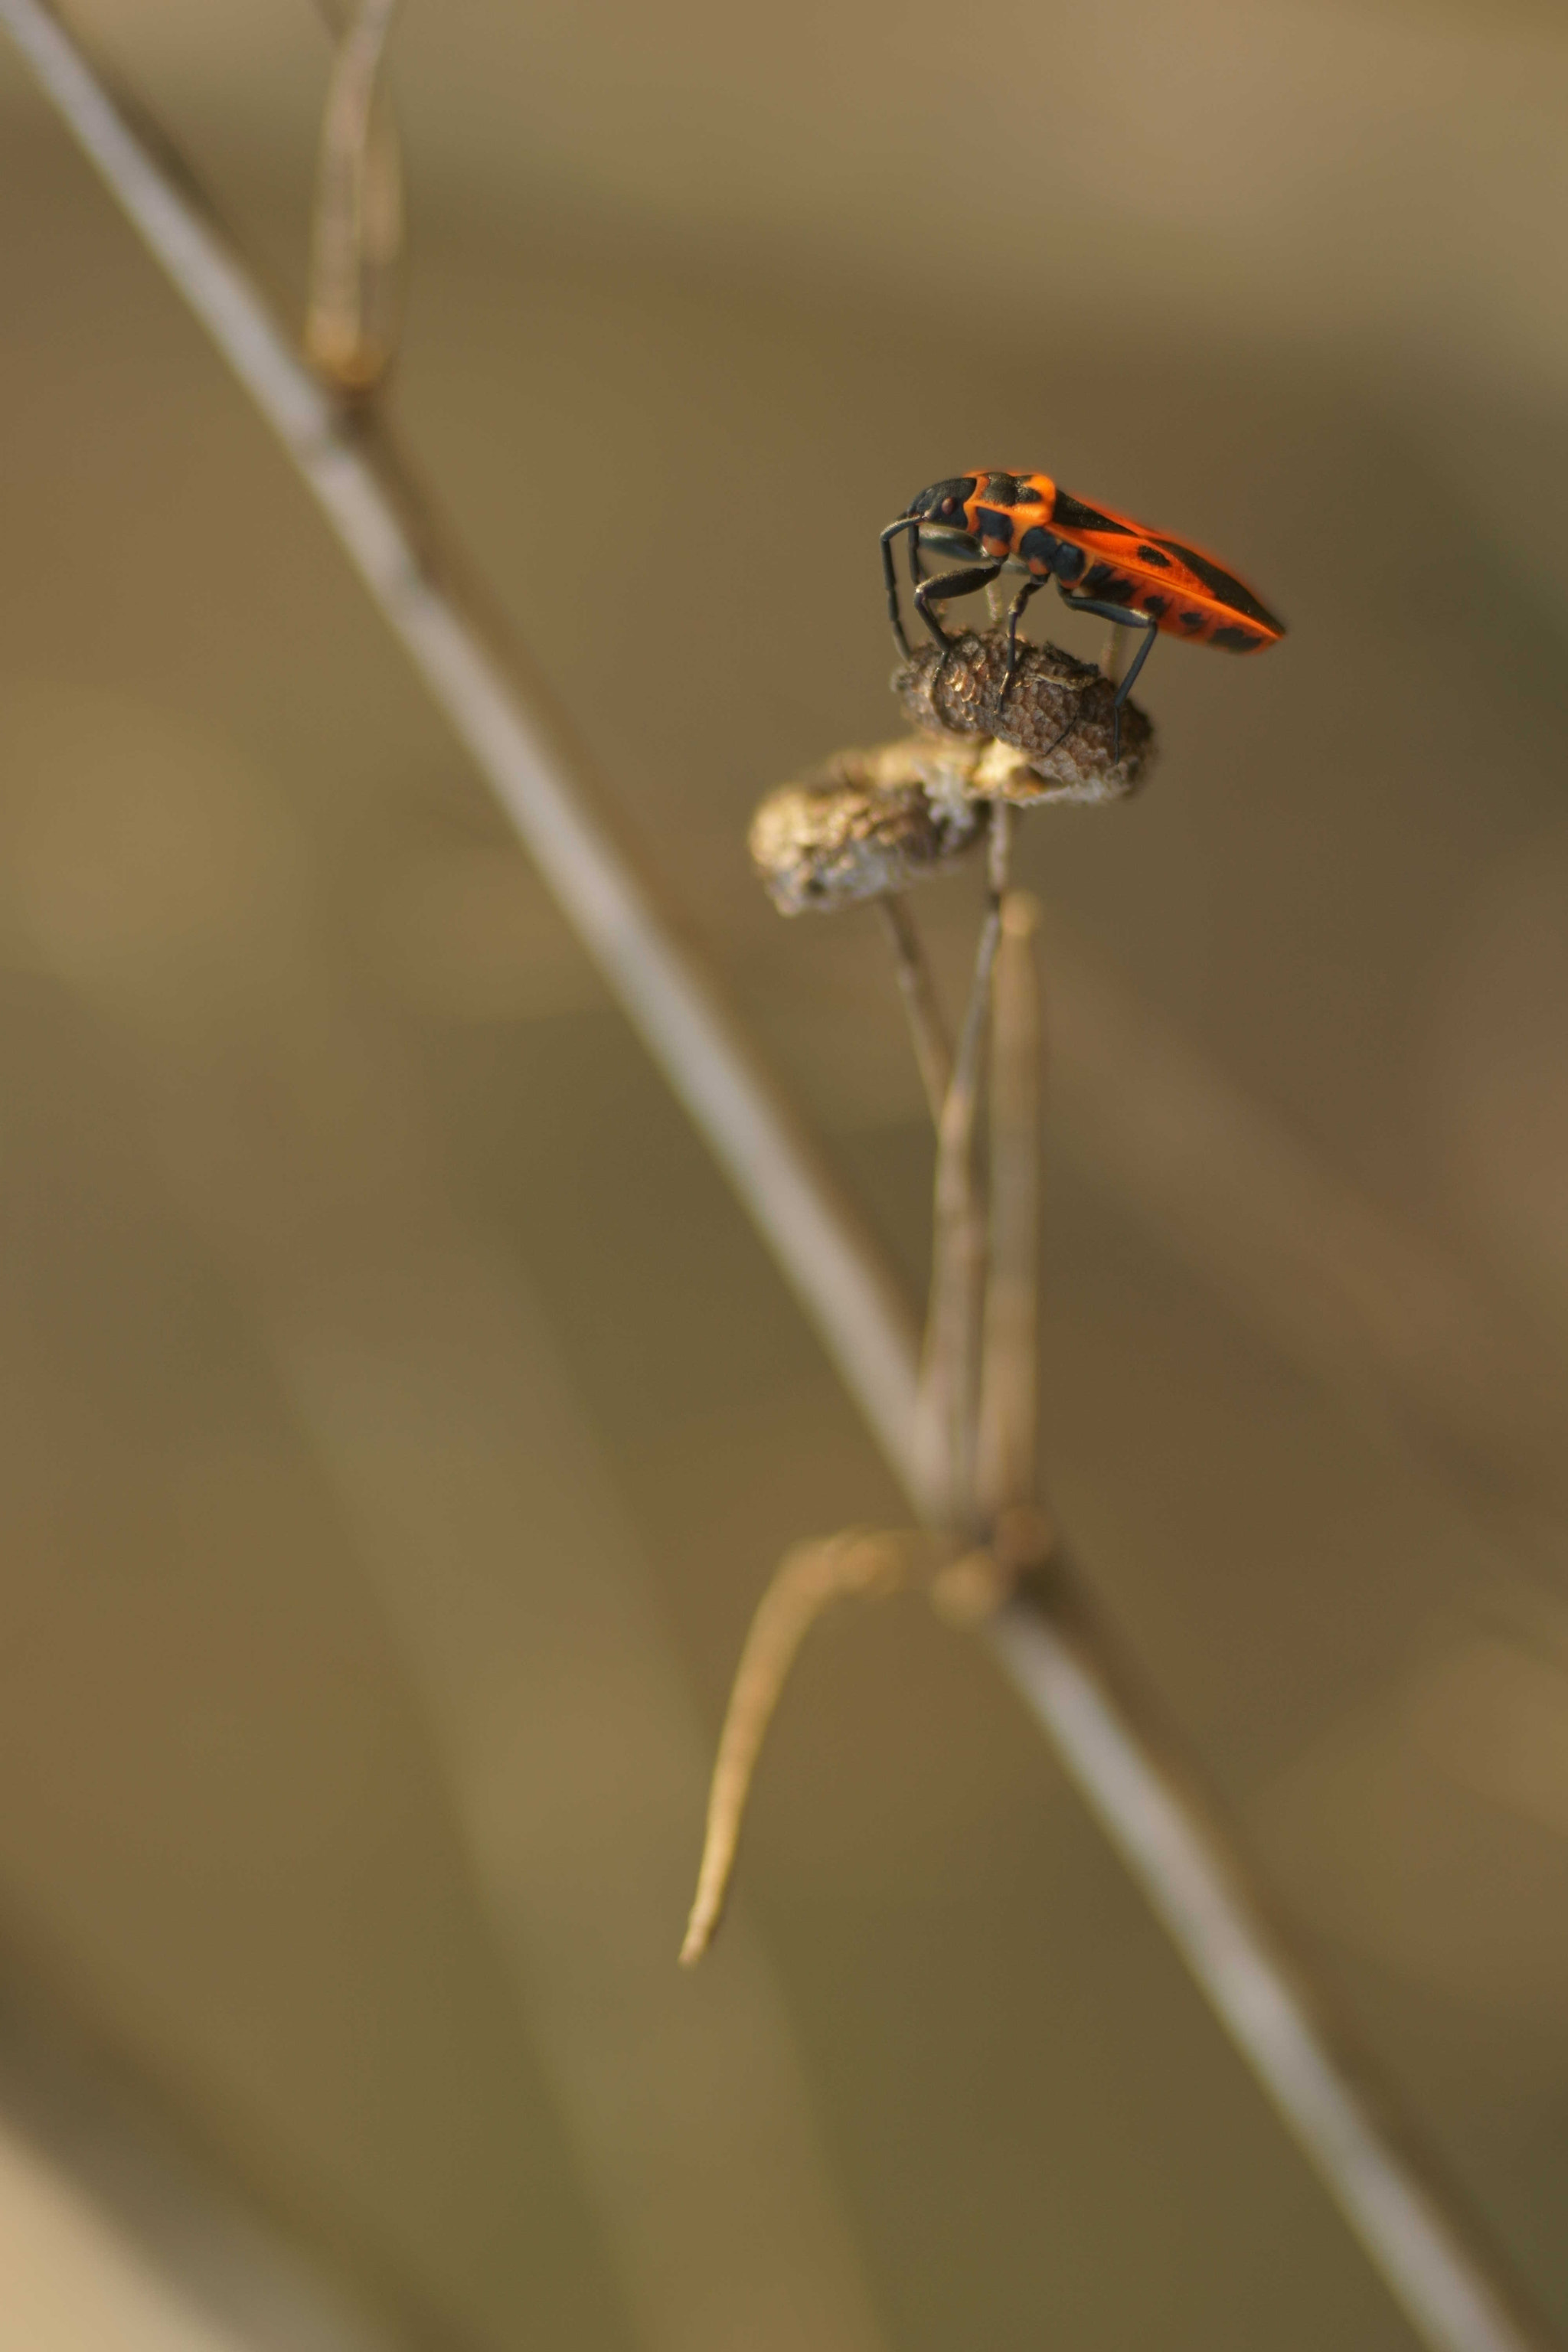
[914,560,1003,649]
[1112,610,1160,705]
[1055,590,1148,633]
[1002,575,1048,697]
[880,516,923,657]
[1057,589,1158,761]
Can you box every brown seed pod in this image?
[893,628,1155,803]
[749,741,986,916]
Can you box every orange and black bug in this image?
[880,470,1285,756]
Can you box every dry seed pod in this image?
[893,628,1155,803]
[749,741,985,915]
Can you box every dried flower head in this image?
[893,628,1155,802]
[749,740,986,915]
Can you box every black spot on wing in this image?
[1052,488,1134,535]
[1150,537,1282,630]
[1178,609,1207,632]
[1082,562,1138,602]
[1135,544,1173,568]
[1139,592,1170,620]
[1210,622,1266,652]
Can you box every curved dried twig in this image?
[680,1530,913,1965]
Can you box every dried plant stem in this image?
[5,12,1555,2348]
[875,893,952,1121]
[681,1531,910,1965]
[913,808,1012,1530]
[305,0,403,394]
[1099,622,1128,687]
[976,892,1043,1522]
[0,0,922,1476]
[990,1568,1551,2352]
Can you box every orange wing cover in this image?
[1025,475,1285,652]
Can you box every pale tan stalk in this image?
[976,892,1043,1523]
[875,893,952,1122]
[305,0,404,394]
[913,808,1012,1530]
[681,1531,910,1965]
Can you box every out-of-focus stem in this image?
[305,0,403,395]
[989,1563,1554,2352]
[976,891,1042,1522]
[680,1530,909,1965]
[876,893,952,1123]
[9,12,1556,2341]
[913,808,1012,1531]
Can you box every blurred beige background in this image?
[2,2,1568,2347]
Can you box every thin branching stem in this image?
[3,12,1554,2347]
[875,893,952,1122]
[305,0,404,394]
[913,808,1011,1531]
[681,1530,911,1965]
[977,891,1043,1523]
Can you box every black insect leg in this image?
[880,516,923,657]
[913,560,1003,649]
[1112,609,1158,702]
[1057,589,1158,761]
[1002,575,1048,698]
[1055,588,1150,639]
